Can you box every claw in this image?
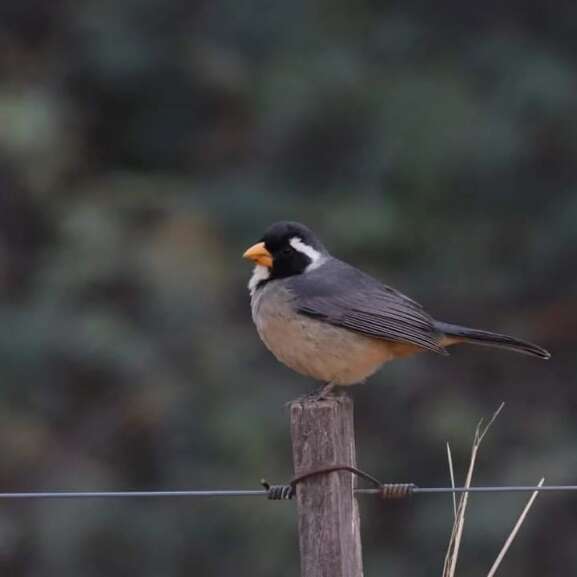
[292,382,337,403]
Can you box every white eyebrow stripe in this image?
[289,237,326,271]
[248,265,270,295]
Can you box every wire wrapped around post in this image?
[261,480,295,500]
[378,483,416,499]
[262,466,417,500]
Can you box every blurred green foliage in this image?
[0,1,575,575]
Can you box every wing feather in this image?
[288,259,447,355]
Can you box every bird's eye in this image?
[281,247,292,256]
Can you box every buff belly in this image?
[251,282,397,386]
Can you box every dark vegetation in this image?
[0,1,575,575]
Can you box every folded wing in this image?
[288,259,447,355]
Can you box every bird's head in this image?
[243,221,327,291]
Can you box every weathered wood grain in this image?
[290,395,363,577]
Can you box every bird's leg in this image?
[316,381,335,399]
[308,381,337,401]
[292,382,337,404]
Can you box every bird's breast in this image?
[250,283,397,385]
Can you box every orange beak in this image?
[242,241,273,268]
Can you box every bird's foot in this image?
[293,382,337,403]
[315,382,336,400]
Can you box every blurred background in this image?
[0,1,575,575]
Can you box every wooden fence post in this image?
[290,395,364,577]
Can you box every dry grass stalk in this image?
[485,477,545,577]
[441,403,544,577]
[441,403,505,577]
[446,442,457,521]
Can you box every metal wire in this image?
[0,485,575,500]
[358,485,577,495]
[0,490,267,499]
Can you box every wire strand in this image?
[0,485,575,500]
[359,485,577,495]
[0,490,267,499]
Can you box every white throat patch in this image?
[248,264,270,296]
[289,237,325,271]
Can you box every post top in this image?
[289,393,353,411]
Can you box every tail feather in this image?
[434,321,551,360]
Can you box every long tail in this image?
[434,321,551,359]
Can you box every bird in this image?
[243,221,550,398]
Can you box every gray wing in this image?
[287,259,447,355]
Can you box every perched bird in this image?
[243,221,550,397]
